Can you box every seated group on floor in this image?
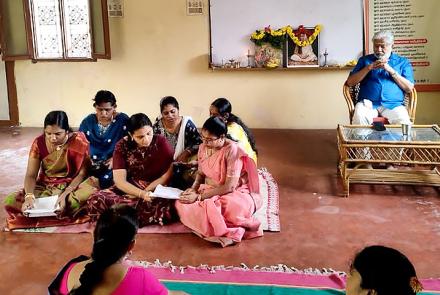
[4,93,262,247]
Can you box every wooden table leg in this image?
[339,161,350,197]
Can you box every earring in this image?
[123,250,132,261]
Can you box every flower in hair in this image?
[410,276,423,293]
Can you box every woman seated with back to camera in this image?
[49,205,188,294]
[86,113,177,227]
[153,96,201,189]
[176,117,262,247]
[209,98,258,164]
[79,90,129,189]
[4,111,99,229]
[346,245,423,295]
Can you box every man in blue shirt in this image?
[346,30,414,125]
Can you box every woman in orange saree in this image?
[4,111,99,230]
[176,117,263,247]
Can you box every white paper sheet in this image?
[24,195,59,217]
[151,185,182,199]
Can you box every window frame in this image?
[91,0,110,59]
[0,0,111,62]
[0,0,33,60]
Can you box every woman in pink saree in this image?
[176,117,263,247]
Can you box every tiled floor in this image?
[1,127,439,294]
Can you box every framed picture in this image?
[287,26,319,67]
[254,43,283,68]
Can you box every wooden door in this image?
[0,58,19,126]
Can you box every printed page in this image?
[24,195,59,217]
[151,185,182,199]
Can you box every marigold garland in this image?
[250,26,286,49]
[250,25,322,48]
[286,25,322,47]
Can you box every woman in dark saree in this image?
[86,113,177,227]
[153,96,201,189]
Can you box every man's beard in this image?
[374,52,390,61]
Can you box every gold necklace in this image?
[47,135,69,152]
[57,135,69,150]
[137,146,149,159]
[205,148,220,169]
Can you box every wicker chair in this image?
[343,83,417,124]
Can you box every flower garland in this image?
[250,26,286,49]
[250,25,322,48]
[250,26,285,40]
[286,25,322,47]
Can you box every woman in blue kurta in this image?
[79,90,129,188]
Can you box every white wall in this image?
[13,0,440,128]
[0,60,10,120]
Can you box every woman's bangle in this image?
[391,71,398,77]
[139,190,150,201]
[24,193,35,200]
[64,186,74,193]
[143,191,151,201]
[191,182,199,190]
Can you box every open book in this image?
[151,184,182,200]
[24,195,60,217]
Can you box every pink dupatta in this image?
[198,140,261,210]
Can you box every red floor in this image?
[1,127,439,294]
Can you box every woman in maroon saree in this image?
[86,113,177,227]
[4,111,99,230]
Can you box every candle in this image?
[247,49,250,56]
